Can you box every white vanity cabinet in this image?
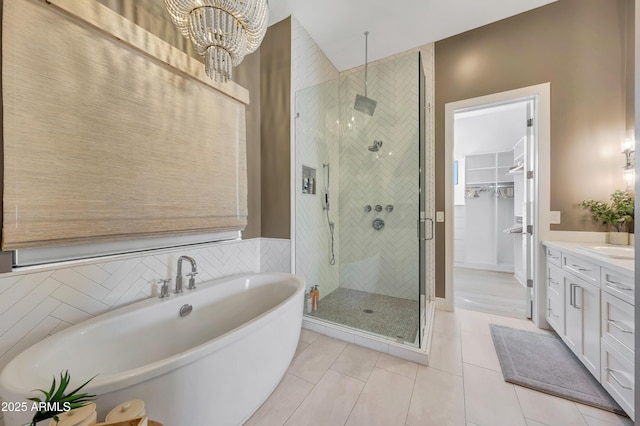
[543,241,635,420]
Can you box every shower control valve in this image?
[364,205,372,212]
[372,218,385,231]
[375,205,383,212]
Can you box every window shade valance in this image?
[2,0,249,250]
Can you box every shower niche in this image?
[301,165,316,195]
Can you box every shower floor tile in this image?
[308,288,419,343]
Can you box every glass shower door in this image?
[295,52,428,348]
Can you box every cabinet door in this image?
[563,273,581,355]
[580,280,601,379]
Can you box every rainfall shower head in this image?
[354,31,377,116]
[354,94,377,116]
[368,140,383,152]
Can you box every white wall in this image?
[454,155,466,206]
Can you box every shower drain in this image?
[363,309,374,314]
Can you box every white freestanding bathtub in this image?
[0,272,304,426]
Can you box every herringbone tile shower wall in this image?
[338,54,421,300]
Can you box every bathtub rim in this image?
[0,272,304,396]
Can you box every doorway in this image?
[444,84,551,328]
[453,101,530,319]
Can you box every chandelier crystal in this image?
[164,0,269,82]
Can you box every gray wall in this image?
[434,0,634,297]
[235,50,262,239]
[260,18,292,239]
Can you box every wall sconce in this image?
[622,138,635,188]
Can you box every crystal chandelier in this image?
[164,0,269,82]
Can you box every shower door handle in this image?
[417,218,434,241]
[426,218,434,240]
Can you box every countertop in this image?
[542,240,634,275]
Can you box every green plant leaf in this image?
[50,371,70,402]
[63,374,97,399]
[580,190,634,231]
[29,370,96,426]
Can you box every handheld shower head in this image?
[323,163,330,211]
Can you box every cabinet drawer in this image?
[562,253,600,286]
[601,268,635,305]
[601,339,634,420]
[546,246,562,267]
[547,264,563,297]
[602,291,634,361]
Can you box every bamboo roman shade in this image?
[2,0,249,250]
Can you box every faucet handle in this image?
[158,278,172,299]
[186,271,198,290]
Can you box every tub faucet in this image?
[175,255,198,293]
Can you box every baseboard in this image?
[436,297,452,311]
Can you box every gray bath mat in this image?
[489,324,626,416]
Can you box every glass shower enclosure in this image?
[294,52,430,348]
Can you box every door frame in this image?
[443,83,551,328]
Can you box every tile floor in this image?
[455,268,528,319]
[245,308,633,426]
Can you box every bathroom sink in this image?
[576,245,635,259]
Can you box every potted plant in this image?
[26,370,95,426]
[580,190,634,245]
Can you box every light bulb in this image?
[623,167,634,188]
